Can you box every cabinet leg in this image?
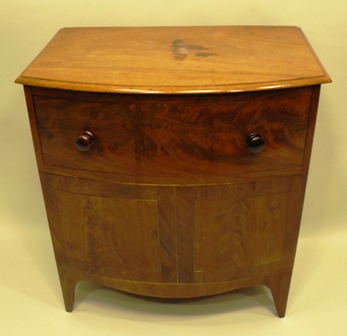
[61,282,77,312]
[264,271,292,318]
[57,269,78,312]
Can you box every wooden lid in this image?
[15,26,331,94]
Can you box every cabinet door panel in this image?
[176,176,303,283]
[41,173,177,283]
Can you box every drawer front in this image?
[32,87,312,183]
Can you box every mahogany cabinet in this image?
[16,26,331,317]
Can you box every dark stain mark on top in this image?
[172,39,217,60]
[195,52,218,57]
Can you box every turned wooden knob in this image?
[75,131,95,152]
[246,133,265,153]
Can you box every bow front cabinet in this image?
[16,26,331,317]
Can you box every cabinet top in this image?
[15,26,331,94]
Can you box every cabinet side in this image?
[23,85,44,170]
[302,85,321,178]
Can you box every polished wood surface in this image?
[16,26,331,93]
[17,26,331,317]
[23,84,321,317]
[39,171,304,315]
[31,86,311,184]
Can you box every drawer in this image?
[32,87,312,183]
